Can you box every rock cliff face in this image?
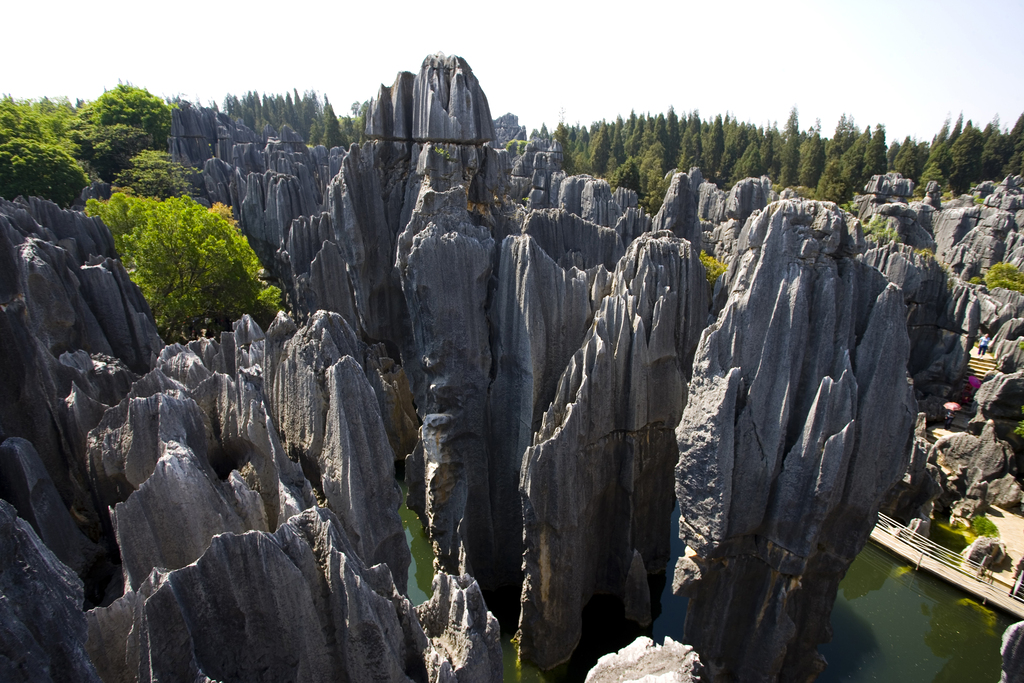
[674,199,917,681]
[517,231,709,668]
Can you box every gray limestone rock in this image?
[929,420,1018,515]
[652,169,704,247]
[933,205,982,261]
[415,573,503,683]
[0,437,100,575]
[0,499,101,682]
[1003,621,1024,683]
[484,233,592,586]
[557,175,624,228]
[585,636,703,683]
[725,175,772,224]
[398,186,494,578]
[864,172,914,198]
[925,181,942,209]
[517,231,709,669]
[88,507,474,683]
[112,440,268,589]
[491,112,527,150]
[409,54,494,144]
[264,311,410,591]
[861,242,976,418]
[970,372,1024,448]
[963,535,1006,565]
[522,208,624,271]
[675,199,916,682]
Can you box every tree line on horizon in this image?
[528,108,1024,214]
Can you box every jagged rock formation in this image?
[0,197,161,599]
[415,573,503,682]
[585,636,704,683]
[86,507,494,683]
[517,231,709,668]
[879,413,942,525]
[674,199,916,681]
[930,421,1022,518]
[0,499,101,682]
[491,113,526,149]
[1003,621,1024,683]
[861,242,978,419]
[513,139,564,209]
[367,54,494,144]
[969,372,1024,452]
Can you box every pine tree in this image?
[590,126,611,176]
[323,102,343,149]
[779,107,801,188]
[798,127,824,189]
[948,121,983,194]
[893,136,920,181]
[863,124,888,180]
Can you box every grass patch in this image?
[972,515,1000,538]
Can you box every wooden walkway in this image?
[870,513,1024,620]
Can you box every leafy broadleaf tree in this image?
[91,84,172,151]
[86,193,281,341]
[0,138,88,206]
[115,150,198,199]
[72,121,152,182]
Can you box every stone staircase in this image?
[968,350,998,378]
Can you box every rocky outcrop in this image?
[398,186,495,580]
[491,113,526,149]
[484,233,592,586]
[970,372,1024,450]
[513,139,564,209]
[861,242,977,419]
[652,169,704,248]
[675,199,916,682]
[946,209,1016,281]
[87,507,491,683]
[415,573,503,682]
[585,636,704,683]
[517,231,709,669]
[984,176,1024,213]
[367,53,494,145]
[0,197,160,594]
[522,207,624,271]
[0,499,101,682]
[930,421,1021,518]
[1003,621,1024,683]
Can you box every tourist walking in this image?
[978,334,992,356]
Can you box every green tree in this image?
[779,107,801,188]
[72,121,152,182]
[0,138,88,206]
[732,141,763,183]
[611,156,641,195]
[864,124,888,180]
[798,126,825,189]
[91,84,172,151]
[86,193,281,341]
[323,101,343,149]
[893,135,921,181]
[948,121,984,194]
[115,150,197,199]
[590,126,611,176]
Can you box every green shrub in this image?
[699,250,727,287]
[984,262,1024,293]
[971,516,999,538]
[863,214,900,245]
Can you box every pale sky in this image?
[5,0,1023,144]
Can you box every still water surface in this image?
[398,483,1012,681]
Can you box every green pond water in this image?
[398,481,1014,681]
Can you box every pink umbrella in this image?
[944,402,962,411]
[968,376,982,389]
